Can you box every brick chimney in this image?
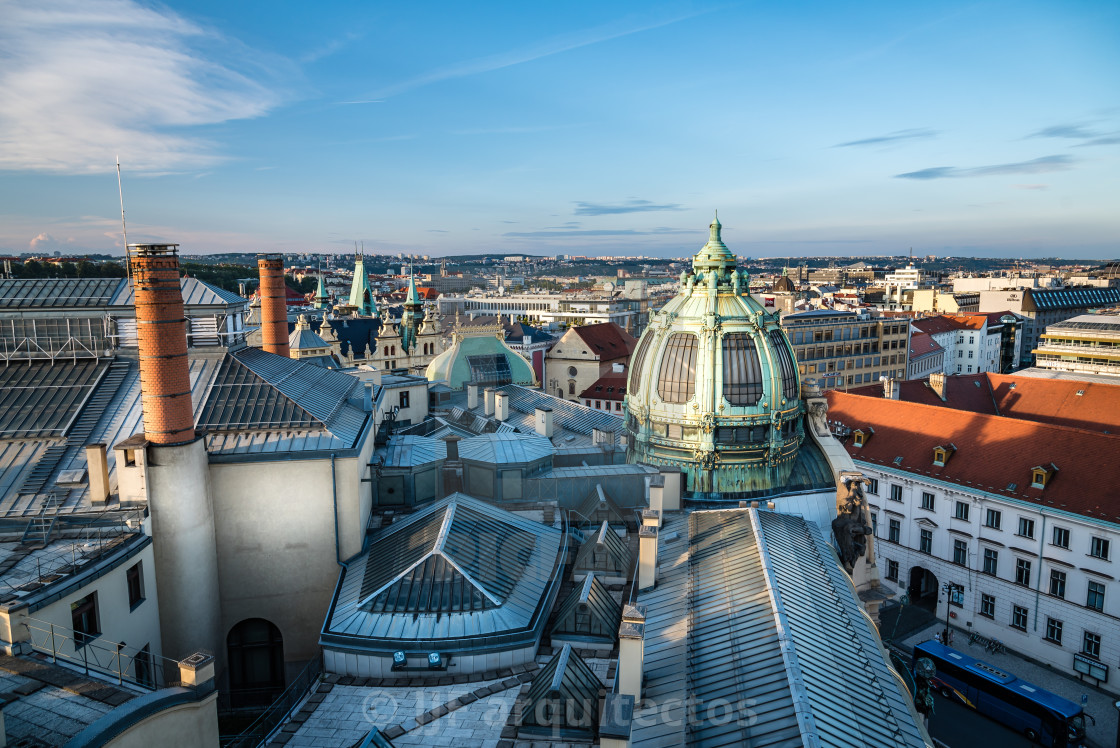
[257,254,290,357]
[130,244,195,445]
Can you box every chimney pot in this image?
[535,407,554,438]
[494,391,509,421]
[638,525,658,590]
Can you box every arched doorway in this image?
[908,566,939,612]
[227,618,285,707]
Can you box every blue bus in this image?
[913,641,1087,747]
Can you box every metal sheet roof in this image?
[572,521,631,576]
[458,432,553,465]
[111,277,248,308]
[0,278,123,309]
[633,508,930,748]
[493,385,623,436]
[197,347,368,453]
[323,493,566,652]
[521,644,602,737]
[549,572,620,642]
[0,360,109,439]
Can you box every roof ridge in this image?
[226,350,326,429]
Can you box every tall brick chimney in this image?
[258,254,290,357]
[130,244,195,445]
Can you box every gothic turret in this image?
[400,273,425,353]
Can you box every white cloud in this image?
[0,0,281,175]
[29,232,57,250]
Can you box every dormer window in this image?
[852,427,873,447]
[1031,463,1058,489]
[932,443,957,467]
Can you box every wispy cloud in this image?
[1028,124,1099,140]
[504,227,692,238]
[1027,123,1120,147]
[338,100,385,105]
[574,199,684,216]
[833,128,939,148]
[0,0,282,175]
[367,9,711,99]
[300,31,363,64]
[895,155,1076,180]
[451,123,585,136]
[1013,184,1048,190]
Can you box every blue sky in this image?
[0,0,1117,259]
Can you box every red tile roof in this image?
[572,323,637,361]
[988,374,1120,433]
[845,372,1120,433]
[826,391,1120,522]
[911,316,967,336]
[847,374,997,414]
[579,372,628,401]
[908,333,943,360]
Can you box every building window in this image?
[1049,570,1066,599]
[567,366,577,377]
[656,333,699,404]
[1087,581,1106,611]
[722,333,764,405]
[982,548,998,576]
[1044,618,1063,645]
[889,484,903,502]
[919,529,933,555]
[1082,632,1102,659]
[953,539,968,566]
[871,513,878,537]
[399,390,410,409]
[954,501,970,521]
[1090,537,1110,560]
[886,559,899,581]
[126,562,145,609]
[985,509,1002,530]
[1052,526,1070,549]
[71,593,100,646]
[1011,605,1028,631]
[888,519,901,544]
[1015,558,1031,586]
[921,492,935,511]
[568,380,575,395]
[867,478,879,495]
[1017,517,1035,539]
[980,593,996,618]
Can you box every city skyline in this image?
[0,0,1117,259]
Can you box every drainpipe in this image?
[1032,512,1047,633]
[331,453,342,566]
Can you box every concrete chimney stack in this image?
[882,376,900,400]
[929,371,947,401]
[535,407,554,438]
[257,254,290,357]
[86,443,110,504]
[658,469,681,512]
[494,391,509,421]
[129,244,195,445]
[617,604,646,703]
[638,524,658,589]
[467,383,480,409]
[483,387,496,416]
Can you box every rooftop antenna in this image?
[116,156,130,281]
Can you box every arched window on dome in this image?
[657,333,698,404]
[722,333,763,406]
[628,334,653,396]
[768,329,799,401]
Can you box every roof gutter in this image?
[331,452,342,566]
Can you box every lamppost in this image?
[941,582,959,646]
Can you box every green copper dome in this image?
[625,215,804,498]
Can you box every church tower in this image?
[313,262,331,310]
[400,273,424,353]
[347,253,376,317]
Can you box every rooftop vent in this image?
[893,456,904,466]
[1076,389,1085,396]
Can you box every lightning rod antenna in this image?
[117,157,131,281]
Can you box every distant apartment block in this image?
[781,309,910,391]
[979,286,1120,367]
[1033,314,1120,377]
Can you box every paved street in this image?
[927,692,1034,748]
[900,622,1119,748]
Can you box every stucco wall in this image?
[3,542,163,672]
[209,448,371,668]
[103,692,219,748]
